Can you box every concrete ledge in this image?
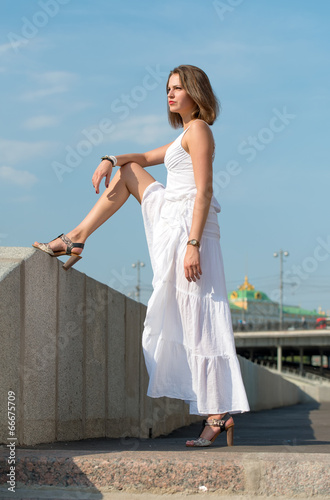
[285,376,330,403]
[0,450,329,497]
[0,247,323,447]
[1,399,329,497]
[238,356,303,410]
[0,248,197,446]
[264,368,330,403]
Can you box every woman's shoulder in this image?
[190,118,212,130]
[186,119,214,142]
[182,119,215,155]
[188,119,213,135]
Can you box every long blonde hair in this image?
[167,65,220,128]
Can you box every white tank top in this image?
[164,126,221,213]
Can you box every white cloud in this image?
[0,138,57,164]
[22,115,60,130]
[0,40,28,54]
[108,115,171,145]
[21,71,78,101]
[21,85,69,101]
[34,71,77,86]
[0,166,37,187]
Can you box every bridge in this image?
[234,329,330,377]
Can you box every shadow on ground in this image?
[14,402,330,454]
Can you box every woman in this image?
[33,65,250,447]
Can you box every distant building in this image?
[228,276,321,331]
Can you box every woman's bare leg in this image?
[34,163,156,252]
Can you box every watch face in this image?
[188,239,199,247]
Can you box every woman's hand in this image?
[184,245,202,282]
[92,160,113,194]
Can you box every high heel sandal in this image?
[185,413,234,447]
[32,234,84,271]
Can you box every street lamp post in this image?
[132,260,145,302]
[273,249,289,330]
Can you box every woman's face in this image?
[167,74,196,117]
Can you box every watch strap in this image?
[187,239,200,248]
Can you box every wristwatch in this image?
[187,239,200,248]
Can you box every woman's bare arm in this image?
[92,142,173,193]
[182,120,214,281]
[117,142,173,167]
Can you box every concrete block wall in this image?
[0,248,195,446]
[0,247,311,446]
[239,357,302,410]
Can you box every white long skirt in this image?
[141,181,250,415]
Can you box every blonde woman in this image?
[34,65,250,447]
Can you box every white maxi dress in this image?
[141,126,250,416]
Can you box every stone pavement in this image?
[0,402,329,499]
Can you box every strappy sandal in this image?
[32,234,84,271]
[185,413,234,447]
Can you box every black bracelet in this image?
[101,155,114,166]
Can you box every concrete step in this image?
[0,489,317,500]
[1,403,329,499]
[0,450,329,499]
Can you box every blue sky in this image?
[1,0,329,312]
